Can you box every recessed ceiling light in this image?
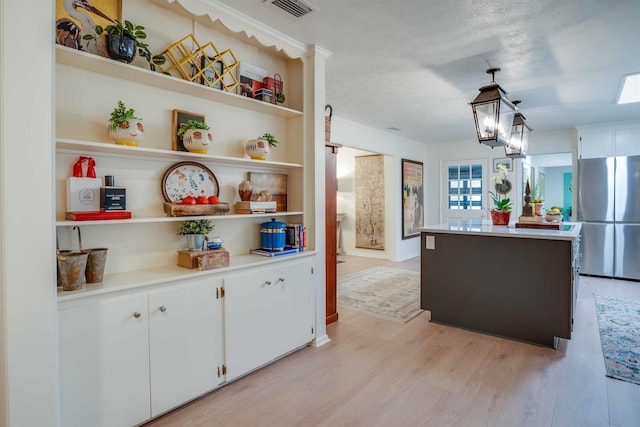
[616,72,640,104]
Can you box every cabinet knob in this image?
[159,306,167,312]
[278,277,285,282]
[265,280,272,286]
[133,312,141,318]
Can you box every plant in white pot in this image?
[245,133,279,160]
[177,120,213,154]
[108,100,144,146]
[177,219,214,251]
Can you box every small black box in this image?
[100,187,126,211]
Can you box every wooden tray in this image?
[515,222,561,229]
[163,202,230,216]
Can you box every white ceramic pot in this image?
[245,139,270,160]
[183,128,213,154]
[108,119,144,146]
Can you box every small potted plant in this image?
[108,100,144,146]
[177,219,214,251]
[245,133,279,160]
[489,164,512,225]
[531,183,544,215]
[84,19,166,70]
[177,120,213,154]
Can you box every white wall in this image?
[330,116,426,262]
[424,129,577,224]
[336,147,391,258]
[1,0,59,426]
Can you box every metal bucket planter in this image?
[57,252,89,291]
[85,248,108,283]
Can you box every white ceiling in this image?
[213,0,640,144]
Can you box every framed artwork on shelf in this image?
[493,157,513,172]
[401,159,424,239]
[55,0,122,54]
[172,110,206,152]
[200,55,223,89]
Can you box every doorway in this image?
[524,153,573,220]
[440,159,488,223]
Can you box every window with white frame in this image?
[447,163,483,210]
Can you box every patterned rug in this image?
[338,267,423,323]
[593,294,640,385]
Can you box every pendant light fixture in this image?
[470,68,516,147]
[505,100,532,158]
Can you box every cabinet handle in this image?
[159,306,167,312]
[133,312,141,318]
[278,277,285,283]
[265,280,272,286]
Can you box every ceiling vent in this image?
[268,0,316,19]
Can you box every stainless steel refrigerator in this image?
[577,155,640,280]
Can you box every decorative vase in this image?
[238,180,252,201]
[186,234,206,251]
[183,128,213,154]
[106,34,137,63]
[490,210,511,226]
[108,119,144,146]
[245,139,270,160]
[533,202,544,216]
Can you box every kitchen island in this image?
[420,220,581,349]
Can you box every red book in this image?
[65,211,132,221]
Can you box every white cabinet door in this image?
[58,294,150,427]
[224,258,315,381]
[579,130,614,159]
[149,278,223,417]
[615,127,640,156]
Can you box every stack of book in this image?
[286,223,306,251]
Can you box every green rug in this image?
[593,294,640,385]
[338,267,423,323]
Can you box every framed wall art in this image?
[172,109,206,152]
[355,154,385,250]
[401,159,424,239]
[493,157,513,172]
[55,0,122,54]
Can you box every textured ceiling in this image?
[212,0,640,143]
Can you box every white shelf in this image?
[55,211,304,227]
[57,251,316,303]
[56,139,303,169]
[56,46,303,119]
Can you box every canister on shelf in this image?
[260,218,287,251]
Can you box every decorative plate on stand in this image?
[161,161,229,216]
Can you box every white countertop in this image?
[420,220,582,241]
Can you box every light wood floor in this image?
[145,254,640,427]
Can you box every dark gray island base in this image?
[420,221,581,349]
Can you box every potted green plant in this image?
[245,133,280,160]
[84,20,166,70]
[489,163,512,225]
[177,120,213,154]
[531,183,544,215]
[177,219,214,251]
[108,100,144,146]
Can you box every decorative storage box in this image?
[255,88,273,102]
[178,249,229,269]
[100,187,126,211]
[198,249,230,271]
[263,77,283,100]
[66,177,101,212]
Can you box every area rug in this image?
[338,266,422,323]
[593,294,640,385]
